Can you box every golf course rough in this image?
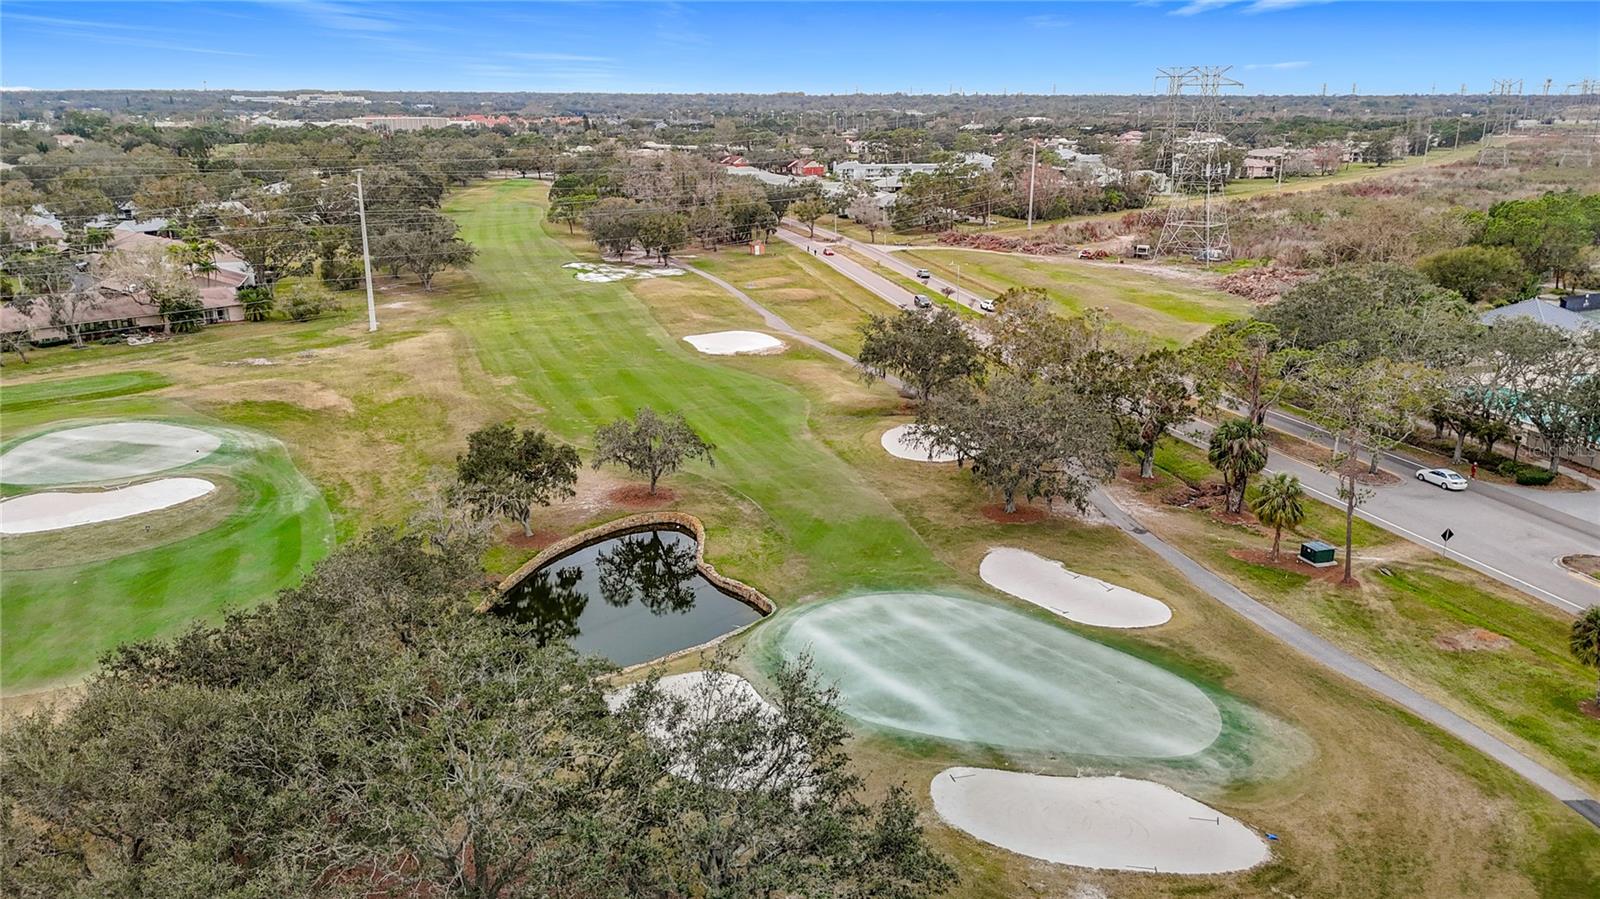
[0,421,222,486]
[1,420,333,690]
[758,592,1222,759]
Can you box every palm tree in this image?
[1572,607,1600,705]
[1208,419,1269,514]
[1250,473,1306,561]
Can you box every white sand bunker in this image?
[563,261,686,283]
[606,670,777,719]
[932,767,1269,874]
[683,331,786,356]
[1,422,222,486]
[980,547,1172,629]
[881,424,959,462]
[608,671,803,791]
[0,477,216,535]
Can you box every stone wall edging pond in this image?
[479,511,774,618]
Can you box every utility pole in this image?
[355,169,378,333]
[1026,139,1037,230]
[954,263,962,308]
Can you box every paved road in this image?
[778,222,992,314]
[1234,410,1599,613]
[683,255,1599,830]
[1089,488,1599,827]
[1180,419,1599,613]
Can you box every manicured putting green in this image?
[765,592,1222,758]
[1,422,221,486]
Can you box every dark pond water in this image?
[496,528,763,667]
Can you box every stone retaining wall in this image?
[477,511,774,617]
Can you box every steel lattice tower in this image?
[1154,66,1242,263]
[1478,78,1524,167]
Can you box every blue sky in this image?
[2,1,1595,94]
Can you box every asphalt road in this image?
[777,222,992,314]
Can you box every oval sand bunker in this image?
[1,422,221,486]
[771,592,1221,758]
[932,767,1269,874]
[880,424,959,462]
[0,477,216,535]
[980,547,1172,628]
[683,331,786,356]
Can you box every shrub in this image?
[1515,467,1556,486]
[281,285,339,323]
[1496,460,1522,478]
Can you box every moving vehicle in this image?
[912,294,933,309]
[1416,468,1469,491]
[977,298,996,313]
[822,247,835,256]
[915,268,932,279]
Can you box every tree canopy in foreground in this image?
[0,532,953,899]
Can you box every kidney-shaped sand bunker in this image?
[771,592,1222,758]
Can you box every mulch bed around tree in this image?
[506,530,562,551]
[1579,699,1600,723]
[1229,547,1357,587]
[980,503,1047,524]
[607,484,677,508]
[1432,628,1513,653]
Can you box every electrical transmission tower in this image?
[1557,78,1600,168]
[1154,65,1242,263]
[1479,78,1523,166]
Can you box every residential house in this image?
[782,159,827,177]
[1479,297,1597,334]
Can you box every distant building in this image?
[783,159,827,177]
[1480,297,1596,333]
[833,161,940,180]
[347,115,461,132]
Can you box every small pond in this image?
[496,528,763,667]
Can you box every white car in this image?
[977,298,996,313]
[1416,468,1468,491]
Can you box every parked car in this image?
[822,247,835,256]
[977,298,996,313]
[912,294,933,309]
[1416,468,1468,491]
[915,268,931,279]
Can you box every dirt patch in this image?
[1560,554,1600,579]
[186,378,355,414]
[607,484,677,508]
[981,502,1047,524]
[1433,628,1513,653]
[1579,699,1600,722]
[1229,547,1354,586]
[1163,482,1230,510]
[505,529,562,551]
